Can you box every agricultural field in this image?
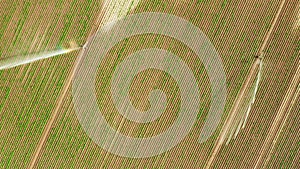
[0,0,299,169]
[0,0,103,168]
[265,95,300,168]
[211,1,300,167]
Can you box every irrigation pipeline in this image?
[255,60,300,169]
[205,0,287,168]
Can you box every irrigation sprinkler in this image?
[0,45,82,71]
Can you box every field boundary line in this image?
[205,58,261,169]
[27,0,112,168]
[205,0,286,168]
[258,0,286,56]
[254,60,300,169]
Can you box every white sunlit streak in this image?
[242,58,263,128]
[224,58,264,146]
[0,47,81,70]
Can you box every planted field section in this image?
[211,1,300,168]
[94,34,211,139]
[265,94,300,169]
[33,0,284,168]
[0,0,103,168]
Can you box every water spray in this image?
[0,44,82,70]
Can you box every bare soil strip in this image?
[293,3,300,30]
[258,0,286,56]
[205,58,261,169]
[27,1,112,168]
[254,60,300,169]
[205,0,286,168]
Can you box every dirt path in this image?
[254,60,300,169]
[28,0,143,166]
[205,58,261,169]
[205,0,286,168]
[257,0,286,56]
[27,1,112,168]
[293,3,300,29]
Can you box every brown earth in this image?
[211,1,300,168]
[28,0,297,168]
[265,93,300,169]
[0,0,299,168]
[0,0,103,168]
